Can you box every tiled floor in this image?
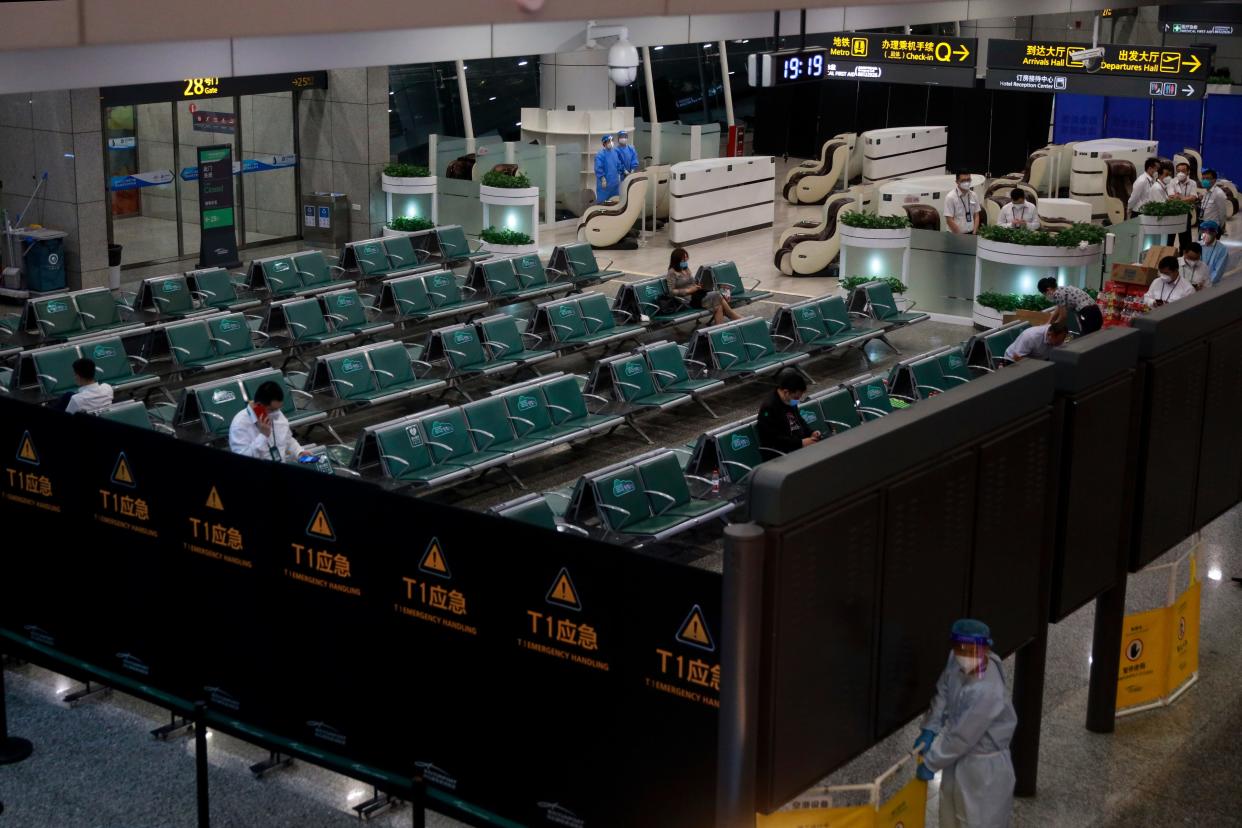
[112,215,281,268]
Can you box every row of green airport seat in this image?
[846,279,931,351]
[493,447,735,545]
[769,293,886,355]
[375,270,489,327]
[91,399,176,433]
[340,233,437,279]
[6,287,143,343]
[685,316,809,379]
[347,372,626,490]
[527,293,644,351]
[126,271,258,322]
[547,242,625,289]
[169,367,330,443]
[5,334,159,401]
[246,250,356,298]
[161,313,281,378]
[966,320,1031,373]
[608,260,770,332]
[464,255,577,303]
[305,340,447,407]
[266,289,395,364]
[586,342,723,424]
[695,260,773,306]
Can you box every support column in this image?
[1086,579,1127,732]
[456,60,475,155]
[717,523,765,828]
[641,46,660,165]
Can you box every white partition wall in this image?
[668,156,775,245]
[862,126,948,185]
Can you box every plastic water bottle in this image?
[711,469,721,495]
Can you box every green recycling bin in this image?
[22,229,68,293]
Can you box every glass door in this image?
[106,102,180,262]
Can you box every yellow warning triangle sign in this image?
[306,503,335,540]
[419,537,451,578]
[677,604,715,651]
[205,486,224,511]
[111,452,136,487]
[16,431,39,465]
[545,567,582,611]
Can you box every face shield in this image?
[950,623,991,677]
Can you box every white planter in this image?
[382,225,432,238]
[839,226,912,248]
[480,240,538,256]
[976,238,1101,268]
[479,184,540,204]
[381,174,437,195]
[1138,213,1189,232]
[972,301,1006,329]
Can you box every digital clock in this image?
[781,52,826,82]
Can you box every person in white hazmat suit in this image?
[913,618,1017,827]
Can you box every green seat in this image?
[702,261,771,304]
[737,318,788,372]
[714,423,768,484]
[31,296,84,338]
[707,325,748,371]
[852,377,893,420]
[478,316,553,365]
[383,235,423,272]
[322,290,390,336]
[82,337,157,390]
[424,271,475,311]
[147,275,196,318]
[609,354,686,409]
[578,293,641,339]
[75,289,132,335]
[283,299,341,344]
[464,397,545,456]
[790,302,832,346]
[793,398,827,433]
[479,259,527,300]
[497,496,559,530]
[542,375,619,432]
[545,299,590,346]
[512,255,551,290]
[368,342,437,393]
[325,352,380,401]
[817,387,862,434]
[96,401,154,430]
[631,278,698,322]
[936,348,972,387]
[644,342,721,395]
[419,408,508,468]
[815,296,870,345]
[166,321,216,367]
[374,421,466,485]
[436,225,486,263]
[31,346,79,395]
[352,241,392,277]
[864,282,927,326]
[501,386,583,442]
[293,251,350,290]
[988,325,1026,364]
[208,314,258,357]
[191,268,253,311]
[559,242,622,284]
[590,466,681,536]
[262,257,303,296]
[192,379,248,436]
[636,452,724,521]
[381,275,437,323]
[438,324,493,374]
[909,357,950,400]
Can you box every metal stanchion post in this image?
[0,659,33,765]
[195,702,210,828]
[717,522,766,828]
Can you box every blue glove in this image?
[916,762,936,782]
[913,728,936,754]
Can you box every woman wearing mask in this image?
[665,247,740,326]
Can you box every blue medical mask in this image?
[788,397,800,409]
[1201,178,1212,188]
[677,260,689,270]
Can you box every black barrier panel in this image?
[1050,376,1138,621]
[0,402,85,655]
[875,452,976,737]
[1193,321,1242,528]
[1134,344,1208,569]
[167,443,283,721]
[75,414,184,688]
[969,413,1054,654]
[760,493,881,811]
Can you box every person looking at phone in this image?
[228,380,312,462]
[757,368,821,454]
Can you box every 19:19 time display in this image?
[782,53,825,81]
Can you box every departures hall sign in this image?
[986,39,1211,99]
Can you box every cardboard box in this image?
[1110,262,1159,287]
[1002,309,1054,326]
[1141,245,1178,269]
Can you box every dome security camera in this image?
[608,39,639,86]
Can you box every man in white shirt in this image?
[1199,168,1228,233]
[1144,256,1196,308]
[1127,157,1161,215]
[61,358,114,414]
[1004,322,1069,363]
[228,380,311,462]
[944,173,981,235]
[1167,161,1199,248]
[1179,242,1209,291]
[998,188,1040,231]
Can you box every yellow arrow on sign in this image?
[954,44,971,62]
[1185,54,1201,73]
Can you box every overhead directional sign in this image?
[985,39,1210,99]
[749,32,977,89]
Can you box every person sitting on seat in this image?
[665,248,740,326]
[228,380,312,462]
[57,358,114,413]
[999,189,1040,231]
[1179,242,1209,291]
[1004,322,1069,363]
[1144,255,1196,308]
[756,368,820,454]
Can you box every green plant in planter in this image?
[980,221,1106,248]
[839,211,912,230]
[1138,200,1194,216]
[383,162,430,178]
[481,170,532,189]
[840,275,908,295]
[387,216,434,232]
[975,288,1096,312]
[480,226,534,246]
[1051,222,1107,247]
